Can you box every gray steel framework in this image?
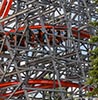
[0,0,97,100]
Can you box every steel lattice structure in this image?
[0,0,97,100]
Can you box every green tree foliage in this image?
[86,0,98,96]
[87,34,98,96]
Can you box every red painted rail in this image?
[0,0,7,16]
[0,0,13,18]
[2,0,13,18]
[0,79,93,97]
[2,85,54,97]
[0,79,79,88]
[0,25,91,51]
[0,0,90,39]
[5,25,91,39]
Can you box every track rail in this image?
[0,0,7,16]
[0,0,13,18]
[5,25,91,38]
[0,25,91,52]
[0,79,92,97]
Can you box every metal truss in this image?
[0,0,97,100]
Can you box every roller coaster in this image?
[0,0,97,100]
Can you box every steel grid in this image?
[0,0,97,100]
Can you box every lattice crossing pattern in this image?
[0,0,97,100]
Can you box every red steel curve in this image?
[0,79,92,97]
[0,0,13,18]
[0,0,7,16]
[5,25,91,38]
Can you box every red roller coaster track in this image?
[0,0,13,18]
[0,25,91,52]
[0,0,91,39]
[5,25,91,38]
[0,79,93,97]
